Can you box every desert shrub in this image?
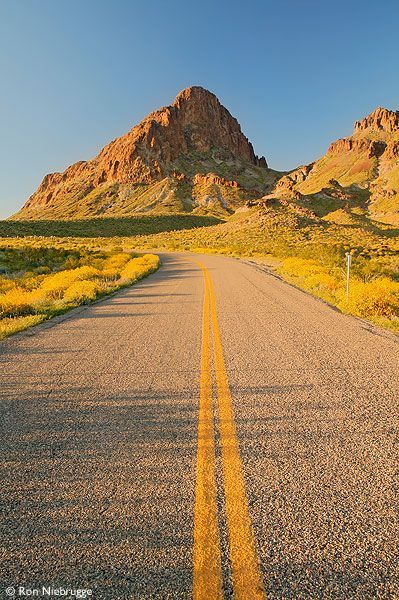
[97,253,131,280]
[337,277,399,318]
[0,245,160,339]
[301,272,339,294]
[0,246,80,274]
[119,262,142,284]
[20,274,48,290]
[278,257,342,303]
[141,253,160,265]
[63,256,80,270]
[103,253,130,270]
[119,254,160,285]
[0,288,45,318]
[0,277,16,294]
[63,280,101,304]
[35,266,52,275]
[40,266,100,299]
[279,257,328,278]
[99,267,121,281]
[73,265,100,280]
[280,256,399,319]
[355,255,399,281]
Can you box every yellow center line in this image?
[193,265,223,600]
[208,269,265,600]
[193,259,265,599]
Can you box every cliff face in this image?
[326,138,387,159]
[17,87,271,219]
[93,86,267,186]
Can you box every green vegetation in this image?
[0,214,222,237]
[0,244,159,340]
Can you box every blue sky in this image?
[1,0,398,218]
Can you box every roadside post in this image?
[345,252,352,302]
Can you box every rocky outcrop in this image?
[21,87,268,214]
[354,107,399,134]
[327,138,387,158]
[384,141,399,160]
[16,96,399,224]
[274,164,314,195]
[193,173,240,188]
[319,179,353,200]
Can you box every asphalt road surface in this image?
[1,252,399,599]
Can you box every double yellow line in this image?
[193,261,265,600]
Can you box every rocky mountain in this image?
[12,92,399,226]
[14,87,279,220]
[266,107,399,225]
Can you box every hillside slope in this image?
[267,107,399,225]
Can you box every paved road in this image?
[1,253,399,599]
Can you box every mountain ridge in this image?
[11,92,399,225]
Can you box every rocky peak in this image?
[94,86,267,185]
[139,85,267,166]
[19,87,269,214]
[354,107,399,134]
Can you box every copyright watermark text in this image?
[5,587,92,598]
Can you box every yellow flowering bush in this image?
[0,288,45,318]
[338,277,399,318]
[279,256,399,328]
[0,315,45,340]
[0,248,159,339]
[40,266,100,299]
[96,253,132,280]
[119,254,160,285]
[0,276,16,294]
[302,272,339,294]
[279,257,328,278]
[63,280,101,304]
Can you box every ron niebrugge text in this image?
[6,588,93,598]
